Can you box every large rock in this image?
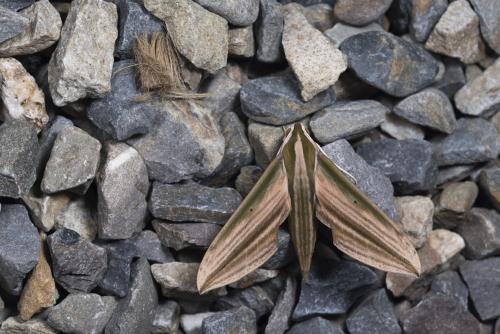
[470,0,500,54]
[54,198,97,240]
[256,0,284,63]
[340,31,438,97]
[395,196,434,248]
[128,100,225,183]
[0,6,28,44]
[41,126,102,195]
[458,208,500,260]
[0,205,40,295]
[287,317,344,334]
[0,119,39,198]
[409,0,447,42]
[48,0,118,106]
[194,0,259,26]
[202,306,257,334]
[144,0,228,73]
[152,220,221,251]
[333,0,391,26]
[265,276,296,334]
[282,5,346,101]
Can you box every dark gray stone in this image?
[235,165,263,197]
[479,166,500,211]
[87,60,160,140]
[287,317,344,334]
[333,0,391,26]
[432,59,466,98]
[357,139,438,194]
[310,100,387,144]
[433,118,500,166]
[340,31,439,97]
[152,301,180,334]
[409,0,447,42]
[256,0,284,63]
[214,285,275,319]
[202,71,241,120]
[202,306,257,334]
[262,229,295,270]
[0,119,39,198]
[430,271,468,307]
[47,228,108,293]
[240,74,336,125]
[0,6,29,44]
[401,293,480,334]
[470,0,500,55]
[149,182,241,224]
[47,293,117,334]
[265,277,296,334]
[152,220,221,251]
[131,230,174,263]
[194,0,259,26]
[324,22,384,48]
[97,240,137,297]
[386,0,411,34]
[322,139,398,220]
[0,0,35,11]
[0,204,40,295]
[36,116,73,178]
[106,258,158,334]
[458,208,500,260]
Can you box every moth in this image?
[197,123,421,294]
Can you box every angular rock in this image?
[433,118,500,166]
[341,31,438,97]
[0,204,40,295]
[105,258,158,334]
[214,283,276,319]
[248,122,285,167]
[230,269,279,289]
[302,3,335,32]
[22,191,71,232]
[0,0,62,57]
[395,196,434,248]
[36,116,73,176]
[202,306,257,334]
[310,100,387,144]
[393,88,456,134]
[47,228,107,293]
[202,71,241,120]
[0,317,57,334]
[47,293,116,334]
[282,5,346,101]
[427,229,465,265]
[263,229,295,270]
[97,240,137,297]
[194,0,259,26]
[409,0,447,42]
[265,277,296,334]
[0,119,39,198]
[0,58,48,131]
[434,181,478,229]
[380,114,425,140]
[432,59,466,98]
[229,26,255,58]
[334,0,392,26]
[240,74,335,125]
[479,167,500,210]
[357,138,438,194]
[425,0,484,64]
[470,0,500,54]
[430,271,468,307]
[54,197,97,240]
[152,220,221,251]
[236,165,263,197]
[128,100,225,183]
[41,126,102,195]
[144,0,228,73]
[324,22,383,48]
[287,317,344,334]
[457,208,500,260]
[131,230,174,264]
[256,0,284,63]
[149,182,241,224]
[0,6,29,44]
[152,301,180,334]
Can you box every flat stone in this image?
[180,312,215,334]
[229,26,255,58]
[240,74,335,125]
[256,0,284,63]
[0,0,61,57]
[425,0,484,64]
[333,0,392,26]
[105,258,158,334]
[434,181,478,229]
[265,276,296,334]
[0,6,29,44]
[0,317,57,334]
[455,59,500,117]
[152,220,221,251]
[47,228,107,293]
[97,240,137,297]
[310,100,387,144]
[131,230,174,264]
[87,60,160,140]
[324,22,383,48]
[457,208,500,260]
[282,5,346,101]
[380,114,425,140]
[202,306,257,334]
[395,196,434,248]
[409,0,447,42]
[202,71,241,120]
[479,167,500,210]
[263,229,295,270]
[346,289,401,334]
[287,317,344,334]
[430,271,469,307]
[248,122,284,167]
[41,126,101,195]
[357,138,438,194]
[149,182,241,224]
[236,165,263,197]
[0,58,48,131]
[433,118,500,166]
[0,119,39,198]
[393,88,456,134]
[152,301,180,334]
[470,0,500,54]
[36,116,73,177]
[128,100,225,183]
[48,0,117,106]
[341,31,438,97]
[0,204,40,295]
[47,293,116,334]
[144,0,228,73]
[54,198,97,240]
[195,0,258,26]
[22,191,70,232]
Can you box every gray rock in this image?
[149,182,241,224]
[357,138,438,194]
[235,165,263,197]
[36,116,73,178]
[401,293,480,334]
[287,317,344,334]
[457,208,500,260]
[47,228,107,293]
[202,306,256,334]
[152,301,180,334]
[248,122,285,167]
[395,196,434,248]
[0,6,29,44]
[47,293,116,334]
[434,181,478,228]
[194,0,259,26]
[22,191,71,232]
[263,229,295,270]
[409,0,447,42]
[340,31,439,97]
[432,59,466,98]
[115,0,164,59]
[333,0,391,26]
[152,220,221,251]
[265,277,296,334]
[180,313,215,334]
[228,26,255,58]
[97,143,149,240]
[128,100,225,183]
[433,118,500,166]
[240,74,335,125]
[380,114,425,141]
[0,0,35,11]
[41,126,102,195]
[131,230,174,264]
[144,0,228,73]
[460,258,500,321]
[430,271,468,307]
[346,289,401,334]
[256,0,284,63]
[0,119,39,198]
[214,284,275,319]
[106,258,158,334]
[48,0,118,106]
[393,88,456,134]
[87,60,160,140]
[310,100,387,144]
[470,0,500,54]
[0,204,40,295]
[479,166,500,211]
[54,197,97,240]
[0,317,57,334]
[202,71,241,120]
[324,22,383,48]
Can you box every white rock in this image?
[427,229,465,264]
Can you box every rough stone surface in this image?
[214,283,277,319]
[263,229,295,270]
[458,208,500,260]
[248,122,284,167]
[470,0,500,54]
[395,196,434,248]
[131,230,174,264]
[229,26,255,58]
[54,198,97,240]
[152,220,221,251]
[36,116,73,176]
[265,277,296,334]
[256,0,284,63]
[152,301,180,334]
[341,31,438,97]
[0,204,40,295]
[194,0,259,26]
[380,114,425,140]
[334,0,392,26]
[310,100,387,144]
[202,71,241,121]
[202,306,257,334]
[430,270,469,307]
[409,0,447,42]
[0,6,29,44]
[433,59,466,98]
[22,191,71,232]
[434,181,478,229]
[324,22,383,48]
[230,269,279,289]
[236,165,263,197]
[282,5,346,101]
[427,229,465,265]
[41,126,101,195]
[144,0,228,73]
[287,317,344,334]
[48,0,118,106]
[479,166,500,211]
[180,312,215,334]
[0,317,57,334]
[97,240,137,297]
